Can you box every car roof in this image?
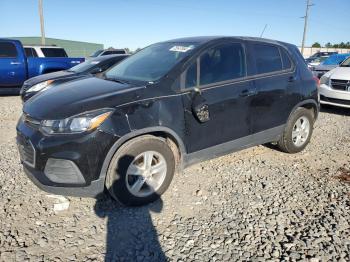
[24,45,63,49]
[90,54,129,62]
[163,36,292,46]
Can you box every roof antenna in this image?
[260,24,268,38]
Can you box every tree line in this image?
[312,42,350,49]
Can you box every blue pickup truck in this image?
[0,39,84,94]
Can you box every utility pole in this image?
[301,0,314,56]
[38,0,46,45]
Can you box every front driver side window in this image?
[199,43,246,86]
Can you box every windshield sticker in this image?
[169,45,194,53]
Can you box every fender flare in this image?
[98,126,186,183]
[287,99,320,123]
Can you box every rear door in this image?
[181,41,257,153]
[248,42,299,134]
[0,41,27,87]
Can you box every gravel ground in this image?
[0,96,349,261]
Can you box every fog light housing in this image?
[44,158,85,184]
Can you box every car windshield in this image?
[322,54,350,65]
[90,50,103,57]
[68,60,100,73]
[340,57,350,67]
[105,42,198,82]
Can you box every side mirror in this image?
[191,92,210,123]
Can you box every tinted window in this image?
[90,50,103,57]
[24,48,38,58]
[185,61,197,88]
[254,44,282,74]
[199,43,246,85]
[0,42,17,58]
[41,48,68,57]
[69,60,98,73]
[105,42,198,82]
[280,48,292,69]
[102,50,126,55]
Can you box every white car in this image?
[24,45,68,58]
[319,56,350,108]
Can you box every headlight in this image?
[40,109,113,135]
[320,75,330,85]
[26,80,54,93]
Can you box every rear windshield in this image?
[322,54,350,65]
[0,42,17,57]
[102,50,126,55]
[341,57,350,67]
[41,48,68,57]
[68,60,100,73]
[90,50,103,57]
[105,42,198,82]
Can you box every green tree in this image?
[311,42,321,48]
[325,42,332,48]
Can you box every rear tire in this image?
[278,107,314,153]
[105,135,176,206]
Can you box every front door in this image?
[0,41,26,87]
[181,41,256,153]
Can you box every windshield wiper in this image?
[104,77,129,84]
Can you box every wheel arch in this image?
[288,99,319,122]
[99,127,186,184]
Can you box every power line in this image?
[301,0,314,55]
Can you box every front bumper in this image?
[16,116,118,197]
[319,84,350,108]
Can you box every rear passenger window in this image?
[0,42,17,58]
[254,44,282,74]
[199,43,246,85]
[280,48,292,70]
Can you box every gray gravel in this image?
[0,96,349,261]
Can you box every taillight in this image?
[313,76,320,88]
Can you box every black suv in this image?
[17,37,319,206]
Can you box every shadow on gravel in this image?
[94,195,166,261]
[94,153,166,261]
[320,105,350,116]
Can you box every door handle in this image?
[10,61,21,65]
[239,89,257,97]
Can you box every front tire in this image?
[278,107,314,153]
[105,135,176,206]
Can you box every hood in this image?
[24,70,75,86]
[313,64,337,71]
[328,67,350,80]
[24,76,146,119]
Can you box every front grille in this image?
[17,134,36,168]
[320,95,350,106]
[331,79,350,91]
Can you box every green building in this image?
[11,37,104,58]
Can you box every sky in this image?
[0,0,349,50]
